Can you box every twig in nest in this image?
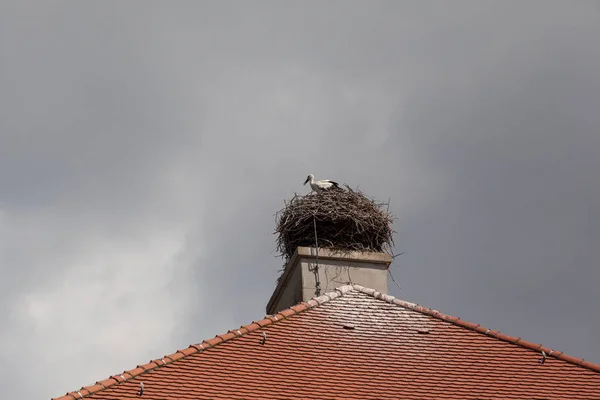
[274,185,396,263]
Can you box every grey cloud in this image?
[0,2,599,399]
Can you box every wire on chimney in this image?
[388,269,402,291]
[313,216,321,296]
[386,198,402,291]
[388,251,404,291]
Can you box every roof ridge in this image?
[348,284,600,374]
[51,287,352,400]
[52,284,600,399]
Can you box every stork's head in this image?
[303,174,314,185]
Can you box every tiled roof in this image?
[53,285,600,400]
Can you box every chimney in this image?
[266,246,392,314]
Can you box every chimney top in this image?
[267,246,392,315]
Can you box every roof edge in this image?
[51,287,354,400]
[51,284,600,399]
[347,284,600,374]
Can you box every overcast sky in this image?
[1,1,599,399]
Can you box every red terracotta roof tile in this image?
[52,284,600,400]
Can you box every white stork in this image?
[303,174,340,193]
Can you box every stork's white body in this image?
[303,174,340,193]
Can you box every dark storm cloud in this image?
[0,1,598,399]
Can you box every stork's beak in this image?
[303,177,310,185]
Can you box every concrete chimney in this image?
[266,246,392,314]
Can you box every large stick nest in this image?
[274,185,395,261]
